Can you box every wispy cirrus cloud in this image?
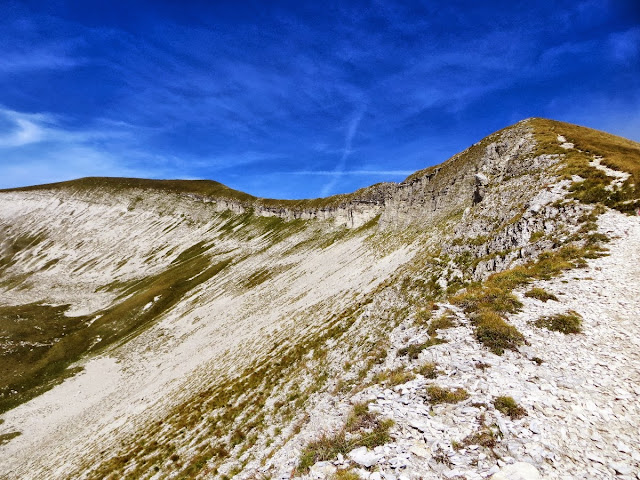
[0,48,81,73]
[0,105,289,189]
[285,170,414,177]
[0,108,129,147]
[320,107,366,196]
[609,27,640,64]
[0,106,161,188]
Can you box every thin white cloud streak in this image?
[0,109,51,147]
[0,105,290,189]
[608,27,640,64]
[0,145,158,189]
[0,108,131,148]
[0,106,166,188]
[283,170,413,176]
[0,50,80,73]
[320,107,365,196]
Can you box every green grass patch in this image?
[524,287,558,302]
[0,303,91,414]
[371,367,415,387]
[332,469,361,480]
[242,268,275,289]
[0,431,21,446]
[454,287,523,315]
[416,362,440,379]
[529,231,545,242]
[472,310,524,355]
[0,232,47,273]
[493,396,527,419]
[534,310,583,334]
[427,311,456,336]
[297,403,393,473]
[0,242,233,414]
[462,428,499,449]
[412,308,433,327]
[426,386,469,404]
[398,336,447,359]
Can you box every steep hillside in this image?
[0,118,638,480]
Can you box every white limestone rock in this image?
[490,462,542,480]
[348,447,381,468]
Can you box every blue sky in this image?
[1,0,639,198]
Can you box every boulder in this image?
[490,462,542,480]
[348,447,380,468]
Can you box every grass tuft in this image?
[397,336,446,359]
[534,310,583,334]
[371,368,415,387]
[472,310,524,355]
[524,288,558,302]
[493,396,527,419]
[427,311,456,336]
[332,469,361,480]
[416,362,440,379]
[426,386,469,404]
[0,431,21,446]
[462,428,499,449]
[296,403,393,473]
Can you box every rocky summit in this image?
[0,118,639,480]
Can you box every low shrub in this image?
[493,396,527,419]
[472,310,524,355]
[416,362,440,379]
[297,404,393,473]
[426,386,469,404]
[534,310,583,334]
[524,287,558,302]
[427,311,456,336]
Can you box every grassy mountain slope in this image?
[0,118,638,479]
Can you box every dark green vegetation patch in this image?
[534,310,583,334]
[493,395,527,419]
[0,242,233,414]
[297,402,393,473]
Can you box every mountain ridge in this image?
[0,117,639,479]
[4,117,638,228]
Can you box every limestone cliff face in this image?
[190,120,538,229]
[250,198,386,228]
[180,184,390,228]
[379,120,537,228]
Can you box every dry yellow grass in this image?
[530,118,640,213]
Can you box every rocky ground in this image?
[272,210,640,480]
